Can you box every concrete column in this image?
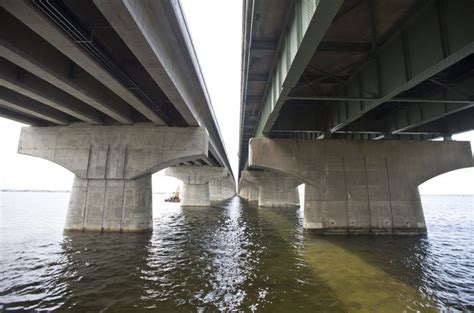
[248,186,260,204]
[181,183,210,206]
[238,185,249,199]
[165,166,228,207]
[209,177,236,203]
[241,170,300,208]
[249,138,473,235]
[66,175,152,232]
[18,124,208,232]
[238,181,259,206]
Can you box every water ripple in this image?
[0,193,472,311]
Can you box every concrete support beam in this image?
[326,0,474,133]
[93,0,198,126]
[165,166,228,207]
[241,170,300,208]
[18,124,208,232]
[94,0,232,174]
[209,177,236,203]
[1,59,101,124]
[0,87,70,125]
[249,138,472,234]
[0,11,133,124]
[1,0,165,125]
[0,107,45,125]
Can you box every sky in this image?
[180,0,242,178]
[0,0,473,195]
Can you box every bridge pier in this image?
[241,171,300,208]
[249,138,472,234]
[165,166,228,207]
[67,175,152,232]
[238,185,248,199]
[238,182,259,206]
[209,177,236,204]
[243,184,260,205]
[18,124,208,232]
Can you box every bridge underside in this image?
[239,0,474,234]
[240,0,474,171]
[1,0,235,232]
[0,0,231,169]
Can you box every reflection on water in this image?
[0,192,473,311]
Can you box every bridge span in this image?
[239,0,474,234]
[0,0,235,231]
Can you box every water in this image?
[0,192,473,312]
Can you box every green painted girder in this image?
[327,0,474,133]
[388,78,474,134]
[254,0,344,137]
[335,76,474,135]
[414,107,474,135]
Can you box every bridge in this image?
[0,0,235,232]
[239,0,474,234]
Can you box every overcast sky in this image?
[0,0,473,195]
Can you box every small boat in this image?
[165,188,180,203]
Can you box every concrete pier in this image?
[248,186,259,205]
[209,177,236,203]
[238,183,259,205]
[249,138,473,234]
[241,170,300,208]
[67,175,152,232]
[165,166,228,206]
[238,183,259,206]
[18,124,208,232]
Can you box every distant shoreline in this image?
[1,189,70,193]
[0,190,174,194]
[1,190,473,196]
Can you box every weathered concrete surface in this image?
[238,184,249,198]
[66,175,152,232]
[249,138,473,234]
[239,183,260,206]
[165,166,228,207]
[180,183,210,207]
[241,170,300,208]
[18,124,208,232]
[209,177,236,203]
[18,124,208,179]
